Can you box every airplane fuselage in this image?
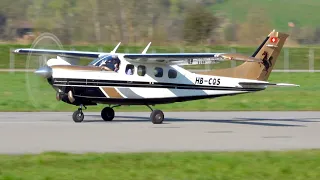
[48,60,265,107]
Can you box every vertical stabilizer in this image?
[199,30,289,81]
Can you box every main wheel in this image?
[72,110,84,123]
[150,110,164,124]
[101,107,115,121]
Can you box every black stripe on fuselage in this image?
[75,91,249,105]
[55,86,258,105]
[52,78,264,92]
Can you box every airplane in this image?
[13,29,299,124]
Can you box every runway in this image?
[0,111,320,154]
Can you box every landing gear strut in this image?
[147,105,164,124]
[72,104,86,123]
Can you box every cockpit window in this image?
[88,55,120,72]
[88,56,106,66]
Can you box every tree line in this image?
[0,0,319,46]
[0,0,222,45]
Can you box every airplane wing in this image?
[122,53,262,65]
[13,48,104,59]
[13,46,262,65]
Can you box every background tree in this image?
[183,2,218,44]
[236,7,272,45]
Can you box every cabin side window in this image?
[154,67,163,77]
[125,64,134,75]
[137,65,146,76]
[168,69,177,79]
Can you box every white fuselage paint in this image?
[50,58,266,101]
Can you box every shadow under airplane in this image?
[82,115,315,127]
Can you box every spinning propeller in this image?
[24,33,65,111]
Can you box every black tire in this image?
[72,110,84,123]
[150,110,164,124]
[101,107,115,121]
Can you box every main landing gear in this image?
[72,104,164,124]
[101,106,115,121]
[147,105,164,124]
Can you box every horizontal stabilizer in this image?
[271,83,300,87]
[239,82,299,87]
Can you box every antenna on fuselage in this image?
[110,42,121,54]
[142,42,151,54]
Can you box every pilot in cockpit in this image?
[113,56,120,72]
[100,55,120,72]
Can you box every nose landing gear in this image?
[72,104,86,123]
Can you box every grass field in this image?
[1,150,320,180]
[1,44,320,70]
[0,72,318,112]
[211,0,320,31]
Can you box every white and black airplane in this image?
[13,30,298,124]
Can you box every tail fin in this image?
[199,30,289,81]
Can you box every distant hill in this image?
[210,0,320,32]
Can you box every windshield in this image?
[88,55,109,66]
[88,55,120,72]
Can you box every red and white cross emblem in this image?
[270,37,278,43]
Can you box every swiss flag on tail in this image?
[270,37,278,43]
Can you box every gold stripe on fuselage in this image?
[102,87,124,98]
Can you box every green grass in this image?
[211,0,320,31]
[0,72,318,112]
[1,150,320,180]
[2,44,320,70]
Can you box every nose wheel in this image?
[72,105,85,123]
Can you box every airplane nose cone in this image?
[35,66,52,78]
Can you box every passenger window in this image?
[168,69,177,79]
[125,64,134,75]
[154,67,163,77]
[137,65,146,76]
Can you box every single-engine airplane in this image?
[13,30,299,124]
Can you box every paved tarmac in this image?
[0,111,319,154]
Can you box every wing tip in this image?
[12,48,23,54]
